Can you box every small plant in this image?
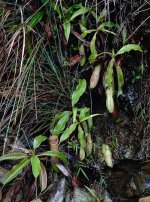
[0,135,67,190]
[90,44,143,113]
[50,79,98,161]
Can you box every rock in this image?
[66,187,95,202]
[31,199,43,202]
[47,178,68,202]
[139,196,150,202]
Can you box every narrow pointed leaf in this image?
[70,7,89,21]
[27,12,43,32]
[72,79,86,107]
[52,113,71,136]
[33,135,47,150]
[115,44,142,56]
[40,162,47,192]
[116,65,124,96]
[2,158,30,185]
[63,21,71,42]
[60,123,77,143]
[38,151,67,164]
[0,153,28,161]
[31,155,41,178]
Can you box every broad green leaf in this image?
[106,87,114,113]
[2,158,30,185]
[40,162,47,192]
[80,114,99,122]
[31,155,41,178]
[79,107,90,120]
[38,151,67,164]
[116,65,124,96]
[27,12,43,32]
[102,144,113,168]
[79,44,86,66]
[115,44,142,56]
[105,59,115,88]
[79,23,87,32]
[70,7,89,21]
[60,123,77,143]
[97,22,116,30]
[50,111,70,129]
[89,32,98,63]
[33,135,47,150]
[0,153,28,161]
[81,29,96,38]
[52,113,71,136]
[72,79,86,107]
[73,108,78,123]
[63,21,71,42]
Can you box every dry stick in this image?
[125,15,150,43]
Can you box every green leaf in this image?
[63,21,71,42]
[70,7,89,21]
[52,112,71,136]
[116,65,124,96]
[72,79,86,107]
[79,107,90,120]
[50,111,70,129]
[60,123,77,143]
[106,87,114,113]
[33,135,47,150]
[0,153,28,161]
[27,12,43,32]
[115,44,142,56]
[79,23,87,32]
[2,158,30,185]
[81,29,96,38]
[80,114,99,122]
[89,32,98,63]
[97,22,116,30]
[31,155,41,178]
[105,59,115,88]
[38,151,67,164]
